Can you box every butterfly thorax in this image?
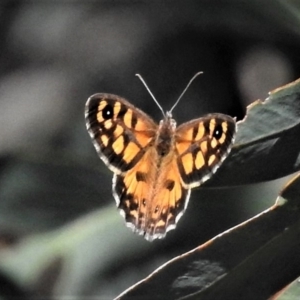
[156,115,177,157]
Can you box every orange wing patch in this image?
[181,152,194,174]
[123,142,141,164]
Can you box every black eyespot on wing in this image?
[102,104,114,120]
[213,123,223,140]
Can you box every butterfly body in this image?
[85,93,236,241]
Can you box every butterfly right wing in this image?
[85,93,158,174]
[175,113,236,188]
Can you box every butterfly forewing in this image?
[85,93,157,173]
[175,113,236,188]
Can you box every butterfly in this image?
[85,73,236,241]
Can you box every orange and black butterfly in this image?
[85,73,236,241]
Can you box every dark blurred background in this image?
[0,1,299,299]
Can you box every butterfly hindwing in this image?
[85,93,157,173]
[175,113,236,188]
[112,148,190,241]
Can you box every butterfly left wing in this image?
[113,146,190,241]
[85,93,158,174]
[175,113,236,188]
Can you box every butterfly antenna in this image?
[169,71,203,113]
[135,74,165,117]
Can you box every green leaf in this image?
[0,206,148,290]
[275,278,300,300]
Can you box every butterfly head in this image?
[158,111,177,147]
[160,110,176,128]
